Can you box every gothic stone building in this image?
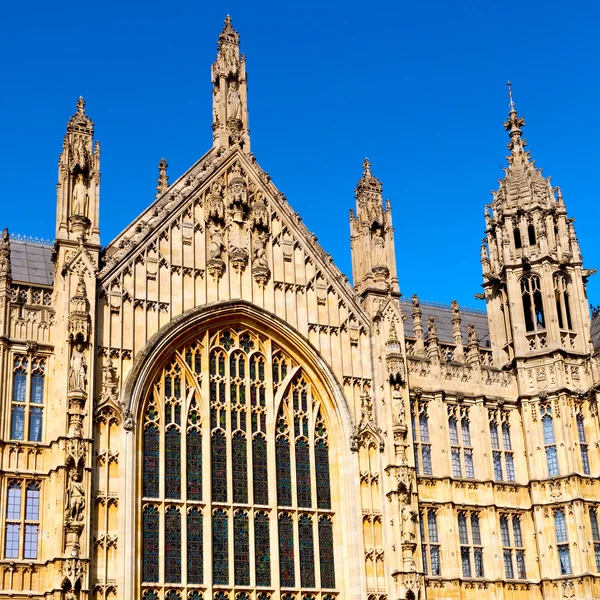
[1,16,600,600]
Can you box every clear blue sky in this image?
[1,1,599,309]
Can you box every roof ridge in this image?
[400,297,487,315]
[10,234,54,247]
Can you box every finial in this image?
[156,158,169,198]
[2,227,9,243]
[507,80,515,111]
[363,158,371,177]
[77,96,86,113]
[503,82,526,156]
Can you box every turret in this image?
[349,159,399,297]
[483,83,594,364]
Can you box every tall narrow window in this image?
[11,355,45,442]
[5,482,22,559]
[577,414,590,475]
[554,509,571,574]
[299,514,315,588]
[489,411,516,482]
[590,508,600,571]
[253,434,269,505]
[411,400,432,475]
[187,508,203,584]
[527,223,536,246]
[521,275,545,332]
[420,508,441,576]
[213,509,229,585]
[319,516,335,589]
[142,505,160,583]
[541,405,559,476]
[458,511,483,577]
[554,274,573,330]
[234,511,250,585]
[255,512,271,586]
[514,226,522,249]
[164,506,181,583]
[278,513,295,587]
[449,408,474,478]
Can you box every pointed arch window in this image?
[554,274,573,330]
[10,355,45,442]
[140,329,337,596]
[411,399,432,475]
[521,275,545,332]
[541,405,559,477]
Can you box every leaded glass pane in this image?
[143,425,160,498]
[449,417,459,445]
[299,515,315,588]
[471,514,481,545]
[493,451,503,480]
[502,423,512,450]
[428,511,438,543]
[318,516,335,589]
[458,513,469,544]
[430,545,440,575]
[23,524,38,559]
[558,545,572,574]
[296,440,312,508]
[474,548,484,577]
[165,506,182,583]
[165,427,182,499]
[460,547,471,577]
[234,511,250,585]
[516,549,526,578]
[315,440,331,510]
[421,445,432,475]
[253,435,268,505]
[11,405,25,440]
[512,517,523,547]
[187,507,203,584]
[542,415,555,444]
[187,429,202,501]
[5,523,19,559]
[503,549,513,578]
[276,437,292,507]
[13,371,26,402]
[7,484,21,520]
[591,510,600,541]
[490,422,499,449]
[419,414,430,442]
[28,407,43,442]
[500,516,510,546]
[213,510,229,585]
[232,432,248,504]
[255,512,271,586]
[546,446,559,477]
[31,373,44,404]
[142,506,160,583]
[555,509,568,543]
[212,431,227,503]
[505,453,516,482]
[279,513,295,587]
[25,484,39,521]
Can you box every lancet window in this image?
[554,509,572,574]
[420,508,440,576]
[554,275,573,330]
[448,406,474,478]
[140,329,337,597]
[4,480,40,559]
[458,511,483,578]
[577,413,590,475]
[521,275,545,332]
[541,405,558,477]
[590,508,600,571]
[499,514,526,579]
[10,355,45,442]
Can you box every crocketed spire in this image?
[67,97,94,135]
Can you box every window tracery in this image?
[10,355,45,442]
[520,275,545,332]
[140,328,337,596]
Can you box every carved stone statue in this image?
[69,342,87,392]
[401,504,417,543]
[253,231,269,268]
[392,392,405,426]
[213,85,220,123]
[372,227,385,266]
[65,473,85,523]
[227,82,242,120]
[468,323,478,345]
[208,225,225,261]
[71,174,89,217]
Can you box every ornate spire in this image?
[503,81,526,158]
[67,97,94,135]
[211,16,250,151]
[156,158,169,198]
[356,157,383,198]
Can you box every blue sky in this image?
[1,1,599,309]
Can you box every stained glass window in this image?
[187,508,203,584]
[143,505,160,583]
[279,513,295,587]
[318,516,335,589]
[188,593,203,600]
[255,512,271,586]
[187,429,202,500]
[166,427,182,499]
[144,424,160,498]
[142,591,160,600]
[234,511,250,585]
[296,440,312,508]
[165,590,181,600]
[232,432,248,504]
[315,440,331,509]
[276,436,292,507]
[253,434,268,505]
[212,431,227,503]
[213,509,229,585]
[299,514,315,587]
[165,506,182,583]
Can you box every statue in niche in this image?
[392,392,405,426]
[213,85,220,123]
[65,473,85,523]
[468,323,478,345]
[208,225,225,261]
[372,226,385,266]
[253,231,269,268]
[71,174,89,217]
[69,342,87,392]
[73,135,87,170]
[401,503,417,543]
[227,81,242,121]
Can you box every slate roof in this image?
[399,299,491,348]
[591,312,600,351]
[10,239,54,286]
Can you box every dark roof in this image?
[10,239,54,286]
[400,299,491,347]
[591,311,600,351]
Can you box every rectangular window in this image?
[10,356,45,443]
[411,402,432,476]
[420,509,441,576]
[554,509,571,574]
[449,409,474,478]
[490,415,516,482]
[4,481,40,560]
[458,511,483,577]
[577,415,590,475]
[541,406,558,477]
[500,514,526,579]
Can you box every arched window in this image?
[514,227,522,249]
[521,275,545,332]
[140,329,337,596]
[554,274,573,330]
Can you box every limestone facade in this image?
[1,16,600,600]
